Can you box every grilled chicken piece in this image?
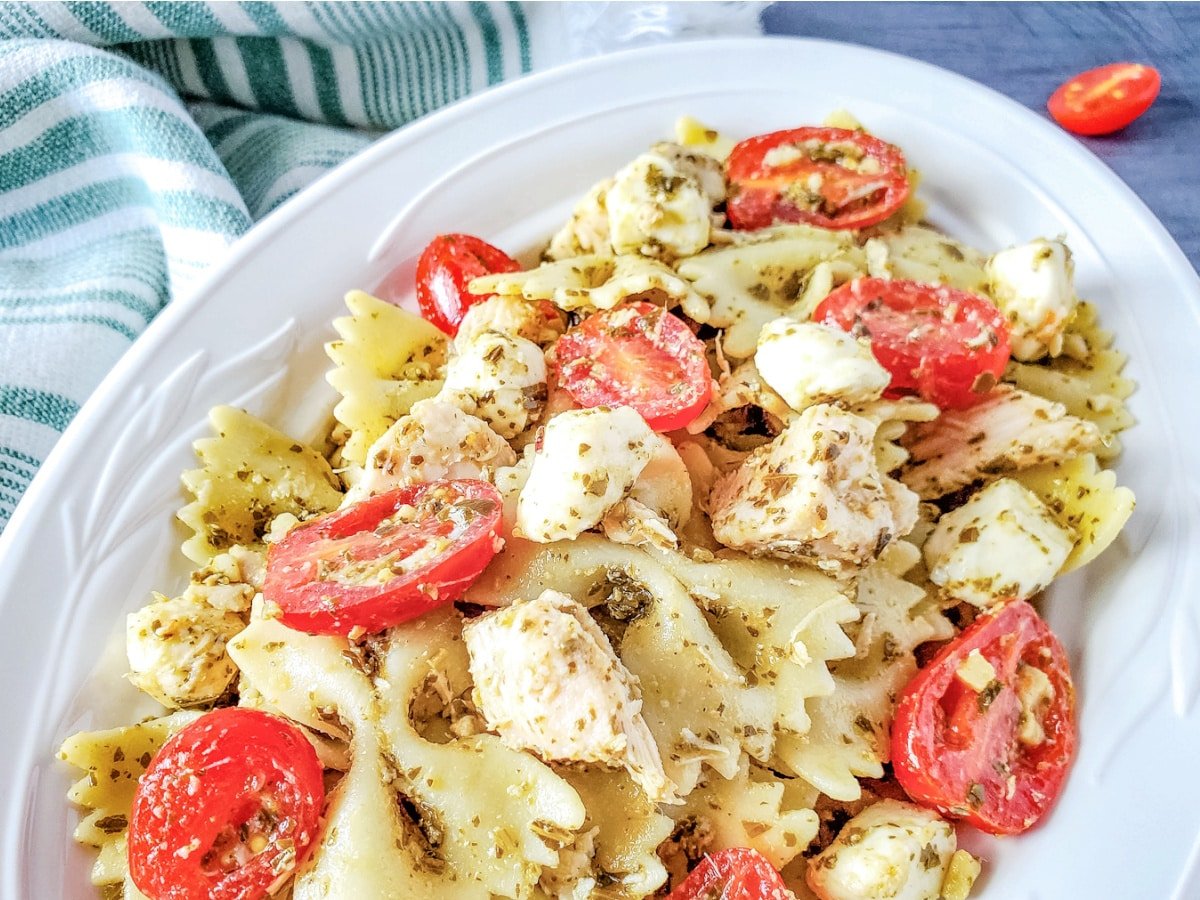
[900,386,1101,498]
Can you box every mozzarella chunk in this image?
[1015,662,1056,746]
[607,143,726,259]
[127,595,245,708]
[454,294,563,350]
[709,404,918,571]
[924,478,1073,608]
[440,331,547,439]
[901,386,1102,498]
[463,589,676,803]
[345,399,516,504]
[807,800,956,900]
[516,407,661,542]
[126,548,262,708]
[986,238,1076,361]
[756,319,890,411]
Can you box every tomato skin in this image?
[414,233,521,335]
[1048,63,1161,136]
[813,277,1010,410]
[727,126,910,231]
[669,848,792,900]
[128,708,324,900]
[552,301,713,432]
[265,479,503,636]
[892,599,1077,835]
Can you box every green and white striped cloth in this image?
[0,1,563,531]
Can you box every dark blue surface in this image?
[763,2,1200,272]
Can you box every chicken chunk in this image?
[516,406,666,542]
[755,318,890,411]
[924,477,1074,608]
[463,589,676,803]
[126,548,263,708]
[345,398,516,504]
[606,142,727,260]
[807,800,958,900]
[600,429,695,548]
[454,294,564,350]
[900,386,1102,498]
[440,330,547,439]
[601,498,679,550]
[986,238,1076,361]
[709,404,918,571]
[127,595,246,708]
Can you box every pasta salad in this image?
[59,113,1136,900]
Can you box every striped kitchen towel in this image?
[0,1,549,531]
[0,1,766,533]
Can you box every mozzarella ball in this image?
[516,406,658,542]
[924,477,1073,608]
[441,331,547,439]
[986,238,1076,361]
[807,800,956,900]
[755,318,890,411]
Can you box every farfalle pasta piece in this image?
[58,711,202,890]
[1005,301,1135,461]
[677,227,866,358]
[863,224,990,293]
[463,536,858,796]
[230,613,587,900]
[326,290,449,466]
[775,542,953,800]
[545,766,674,899]
[178,406,342,564]
[1014,452,1135,573]
[651,548,858,738]
[851,397,941,474]
[470,254,709,322]
[376,614,589,897]
[669,758,819,874]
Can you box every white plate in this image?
[3,37,1199,900]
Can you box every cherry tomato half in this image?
[813,277,1010,410]
[264,479,503,636]
[1048,62,1161,136]
[727,126,910,231]
[129,708,325,900]
[413,233,521,335]
[669,848,792,900]
[892,599,1077,835]
[551,301,713,432]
